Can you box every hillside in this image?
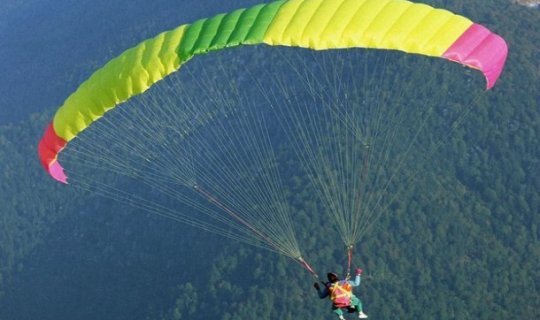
[513,0,540,7]
[0,0,538,319]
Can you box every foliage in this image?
[0,0,538,319]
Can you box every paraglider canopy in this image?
[38,0,508,184]
[35,0,508,276]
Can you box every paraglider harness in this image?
[322,246,359,313]
[327,280,353,309]
[321,279,359,313]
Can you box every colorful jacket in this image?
[317,274,361,308]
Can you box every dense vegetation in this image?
[0,0,538,319]
[0,0,273,124]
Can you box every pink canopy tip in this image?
[49,160,68,184]
[443,23,508,90]
[38,122,68,183]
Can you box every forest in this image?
[0,0,538,319]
